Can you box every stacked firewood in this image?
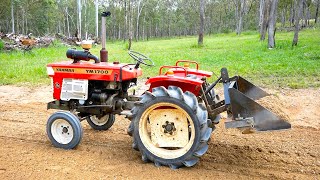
[0,33,54,51]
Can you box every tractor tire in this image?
[128,86,213,169]
[47,111,83,149]
[86,114,115,131]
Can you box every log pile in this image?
[0,32,100,51]
[0,32,54,51]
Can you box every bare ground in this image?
[0,85,319,179]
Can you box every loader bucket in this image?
[225,76,291,132]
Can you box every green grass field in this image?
[0,29,319,88]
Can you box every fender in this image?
[146,75,203,96]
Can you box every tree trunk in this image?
[315,0,320,24]
[16,6,19,34]
[281,8,286,27]
[77,0,82,40]
[301,0,306,27]
[25,13,28,34]
[136,0,143,41]
[292,0,304,46]
[289,1,294,26]
[259,0,265,28]
[236,0,245,35]
[128,0,133,50]
[22,8,25,34]
[260,0,270,41]
[268,0,278,48]
[124,0,127,42]
[84,1,87,39]
[304,1,310,26]
[198,0,205,46]
[260,0,269,40]
[95,0,99,37]
[66,7,70,37]
[118,23,121,39]
[11,0,15,33]
[142,12,146,41]
[235,0,239,33]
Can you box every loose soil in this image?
[0,85,319,179]
[256,94,291,121]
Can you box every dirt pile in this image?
[256,94,291,121]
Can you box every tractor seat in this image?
[186,74,197,79]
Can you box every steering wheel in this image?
[128,50,154,67]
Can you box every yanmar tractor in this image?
[46,12,291,169]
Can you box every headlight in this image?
[46,67,54,75]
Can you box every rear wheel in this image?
[128,86,213,169]
[86,114,115,130]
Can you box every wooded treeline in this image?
[1,0,319,41]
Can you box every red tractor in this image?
[46,12,290,169]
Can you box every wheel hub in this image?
[147,108,190,149]
[162,121,176,135]
[51,119,74,144]
[62,126,69,133]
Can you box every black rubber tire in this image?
[46,111,83,149]
[128,86,213,169]
[86,114,115,131]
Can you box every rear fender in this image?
[146,76,203,96]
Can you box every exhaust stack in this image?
[100,11,111,62]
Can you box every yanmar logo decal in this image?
[56,68,74,72]
[53,68,112,75]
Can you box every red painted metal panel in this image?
[48,61,142,100]
[146,75,203,96]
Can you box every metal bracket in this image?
[225,115,254,129]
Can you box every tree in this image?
[268,0,278,48]
[234,0,246,35]
[128,0,133,50]
[124,0,128,42]
[136,0,144,41]
[259,0,265,29]
[77,0,82,39]
[95,0,98,37]
[315,0,320,24]
[198,0,205,46]
[260,0,269,40]
[292,0,304,46]
[11,0,14,33]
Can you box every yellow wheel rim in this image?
[139,102,195,159]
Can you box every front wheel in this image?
[129,86,213,169]
[46,111,83,149]
[86,114,115,131]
